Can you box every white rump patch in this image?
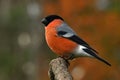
[73,45,93,57]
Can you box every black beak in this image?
[41,18,48,26]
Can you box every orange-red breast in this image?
[41,15,111,66]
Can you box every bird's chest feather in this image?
[45,27,77,57]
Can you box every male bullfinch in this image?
[41,15,111,66]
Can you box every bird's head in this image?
[41,15,64,26]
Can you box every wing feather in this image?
[56,23,98,53]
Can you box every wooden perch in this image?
[48,57,73,80]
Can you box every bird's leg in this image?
[64,58,70,67]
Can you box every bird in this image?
[41,15,111,66]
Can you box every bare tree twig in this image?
[48,57,73,80]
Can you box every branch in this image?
[48,57,73,80]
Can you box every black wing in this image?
[57,31,98,53]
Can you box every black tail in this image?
[83,49,111,66]
[94,54,111,66]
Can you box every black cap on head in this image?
[41,15,64,26]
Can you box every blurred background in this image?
[0,0,120,80]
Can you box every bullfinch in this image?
[41,15,111,66]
